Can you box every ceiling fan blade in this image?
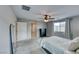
[38,18,43,19]
[49,18,55,19]
[48,19,54,22]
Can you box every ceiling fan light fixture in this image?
[44,19,48,22]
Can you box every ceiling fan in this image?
[42,14,55,22]
[36,10,56,22]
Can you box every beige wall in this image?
[0,6,17,53]
[16,21,47,40]
[46,21,53,37]
[70,16,79,38]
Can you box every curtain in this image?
[65,18,73,40]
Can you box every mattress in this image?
[41,36,71,54]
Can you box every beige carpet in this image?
[15,39,46,54]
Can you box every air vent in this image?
[22,5,30,11]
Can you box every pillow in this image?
[68,37,79,51]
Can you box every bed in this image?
[40,36,71,54]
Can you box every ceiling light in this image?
[44,20,48,22]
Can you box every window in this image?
[54,22,66,32]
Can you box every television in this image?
[39,28,47,37]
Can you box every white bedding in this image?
[41,36,71,54]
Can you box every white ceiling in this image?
[11,5,79,21]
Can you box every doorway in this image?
[16,22,27,41]
[31,21,37,39]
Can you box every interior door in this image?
[17,22,27,41]
[31,22,37,39]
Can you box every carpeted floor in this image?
[15,39,46,54]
